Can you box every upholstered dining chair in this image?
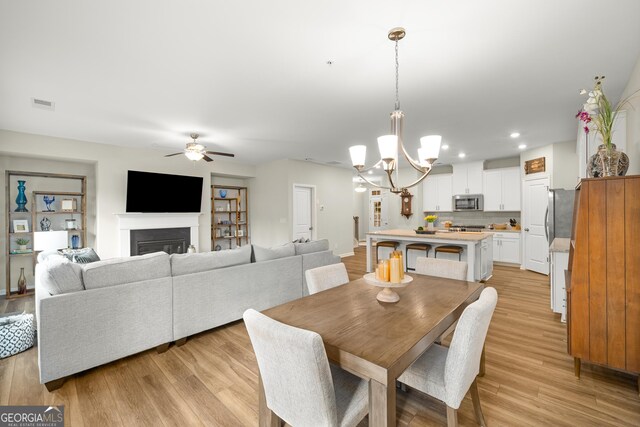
[243,309,369,427]
[398,287,498,427]
[305,262,349,295]
[415,257,468,281]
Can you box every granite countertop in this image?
[484,229,521,234]
[367,228,491,242]
[550,237,571,252]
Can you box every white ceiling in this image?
[1,0,639,169]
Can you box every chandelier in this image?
[349,27,441,194]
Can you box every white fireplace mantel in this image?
[115,213,201,256]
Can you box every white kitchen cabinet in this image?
[492,232,521,264]
[422,173,453,212]
[452,161,483,195]
[482,167,521,211]
[551,251,569,322]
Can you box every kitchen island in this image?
[366,229,493,282]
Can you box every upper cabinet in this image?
[452,161,483,195]
[482,167,521,211]
[423,173,453,212]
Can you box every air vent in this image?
[31,98,55,111]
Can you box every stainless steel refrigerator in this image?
[546,189,576,245]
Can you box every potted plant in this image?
[424,215,438,231]
[15,238,29,251]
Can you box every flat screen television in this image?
[126,170,203,213]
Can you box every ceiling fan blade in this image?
[164,152,184,157]
[205,151,235,157]
[202,154,214,162]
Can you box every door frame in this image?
[522,176,550,274]
[292,183,317,241]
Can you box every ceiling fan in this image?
[164,133,235,162]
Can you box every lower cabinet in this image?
[492,232,521,264]
[550,251,569,322]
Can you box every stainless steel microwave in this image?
[453,194,484,211]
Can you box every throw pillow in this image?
[36,256,84,295]
[253,243,296,262]
[58,248,101,264]
[294,239,330,255]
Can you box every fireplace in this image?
[116,213,201,257]
[130,227,190,256]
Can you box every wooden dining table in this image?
[261,273,484,427]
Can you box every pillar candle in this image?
[383,260,390,282]
[390,257,401,283]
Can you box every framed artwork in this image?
[13,219,29,233]
[61,198,77,212]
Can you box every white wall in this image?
[520,144,554,186]
[0,130,256,259]
[621,54,640,175]
[552,140,578,189]
[248,160,290,248]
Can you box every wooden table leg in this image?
[259,375,282,427]
[369,379,396,427]
[574,357,581,378]
[479,345,486,377]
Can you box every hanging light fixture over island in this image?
[349,27,441,194]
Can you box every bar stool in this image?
[375,240,399,262]
[434,245,464,261]
[405,243,432,271]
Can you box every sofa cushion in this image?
[253,243,296,262]
[82,252,170,290]
[294,239,330,255]
[37,255,84,295]
[170,244,252,276]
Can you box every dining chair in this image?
[305,263,349,295]
[398,287,498,427]
[243,309,369,427]
[415,257,468,281]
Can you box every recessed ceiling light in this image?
[458,153,466,158]
[441,144,449,150]
[510,132,520,138]
[518,144,527,150]
[368,170,373,175]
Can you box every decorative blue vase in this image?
[15,180,28,212]
[219,190,227,198]
[71,235,80,249]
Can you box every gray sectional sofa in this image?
[35,240,339,390]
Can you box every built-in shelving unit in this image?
[5,171,87,299]
[211,185,249,250]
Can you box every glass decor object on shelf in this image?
[15,180,28,212]
[219,189,227,198]
[576,75,639,177]
[65,218,77,230]
[43,195,55,212]
[71,235,80,249]
[348,27,441,194]
[40,217,51,231]
[17,268,27,294]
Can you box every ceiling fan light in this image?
[420,135,441,160]
[377,135,398,161]
[185,151,204,161]
[349,145,367,168]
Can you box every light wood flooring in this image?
[1,247,639,426]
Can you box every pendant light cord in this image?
[395,39,400,111]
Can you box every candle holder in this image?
[363,273,413,303]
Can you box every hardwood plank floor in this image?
[1,246,638,426]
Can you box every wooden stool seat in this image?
[405,243,432,271]
[435,245,464,261]
[375,240,400,262]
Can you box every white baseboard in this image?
[339,252,355,258]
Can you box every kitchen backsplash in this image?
[423,211,521,227]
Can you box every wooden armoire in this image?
[567,176,639,388]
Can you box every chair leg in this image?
[574,357,581,378]
[479,345,486,377]
[446,405,458,427]
[470,378,487,427]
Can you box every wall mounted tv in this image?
[126,170,203,213]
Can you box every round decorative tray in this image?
[363,273,413,303]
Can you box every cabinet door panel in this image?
[466,162,484,194]
[606,179,625,369]
[588,181,607,365]
[625,178,640,372]
[502,168,521,211]
[483,170,502,211]
[436,174,453,211]
[452,164,468,195]
[422,179,438,212]
[500,237,521,264]
[492,238,501,262]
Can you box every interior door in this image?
[293,185,313,241]
[369,191,389,231]
[523,177,549,274]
